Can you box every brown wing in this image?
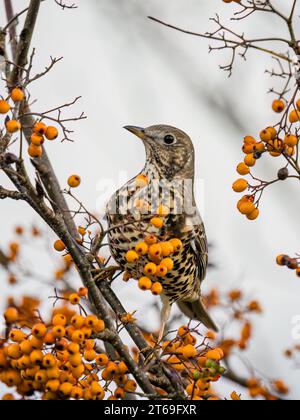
[191,222,208,283]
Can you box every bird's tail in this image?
[177,299,219,332]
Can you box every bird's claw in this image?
[91,266,120,283]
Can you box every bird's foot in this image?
[91,266,121,283]
[141,344,163,366]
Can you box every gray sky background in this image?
[0,0,300,399]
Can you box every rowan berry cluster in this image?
[0,296,141,401]
[28,122,59,159]
[160,325,226,400]
[233,110,300,221]
[123,175,184,297]
[1,89,59,160]
[276,254,300,278]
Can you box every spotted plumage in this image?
[106,125,218,337]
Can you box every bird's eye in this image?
[163,135,175,145]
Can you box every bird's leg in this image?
[91,266,121,283]
[157,298,171,345]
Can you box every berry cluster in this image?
[124,175,184,297]
[1,88,59,159]
[0,297,139,401]
[233,119,299,221]
[28,122,59,158]
[276,254,300,278]
[161,326,225,400]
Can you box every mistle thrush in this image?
[106,125,218,340]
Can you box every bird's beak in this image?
[124,126,146,140]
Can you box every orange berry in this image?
[0,100,10,114]
[45,126,59,140]
[272,99,285,113]
[160,242,174,257]
[205,349,222,361]
[71,386,83,400]
[246,208,260,221]
[169,238,183,252]
[182,344,197,359]
[4,307,19,324]
[144,262,157,275]
[31,134,44,146]
[289,110,300,123]
[237,162,250,176]
[284,134,298,147]
[106,361,119,377]
[28,144,43,158]
[68,175,81,188]
[118,361,129,375]
[148,243,162,258]
[19,340,33,355]
[244,154,256,167]
[6,344,22,359]
[52,314,67,326]
[67,342,80,355]
[78,287,88,297]
[138,276,152,291]
[59,382,73,396]
[115,387,125,399]
[11,88,25,102]
[135,174,148,188]
[53,325,65,339]
[34,122,47,135]
[244,136,256,144]
[46,379,60,393]
[156,265,168,277]
[135,242,149,255]
[242,143,254,154]
[69,293,81,305]
[84,350,96,362]
[151,282,163,296]
[71,330,85,344]
[266,127,277,140]
[95,354,109,366]
[178,326,189,337]
[42,354,57,368]
[90,381,105,399]
[32,323,47,339]
[145,234,158,245]
[160,257,174,271]
[30,336,44,349]
[276,254,288,266]
[29,350,44,365]
[239,201,255,215]
[232,179,248,193]
[157,205,170,217]
[69,353,82,368]
[71,314,85,329]
[6,120,21,133]
[126,250,139,263]
[124,380,137,393]
[260,129,272,142]
[150,217,164,229]
[9,329,26,343]
[253,142,265,153]
[93,319,105,333]
[54,239,66,252]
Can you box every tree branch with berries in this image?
[0,0,295,401]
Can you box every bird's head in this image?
[124,124,195,179]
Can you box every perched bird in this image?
[106,125,218,341]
